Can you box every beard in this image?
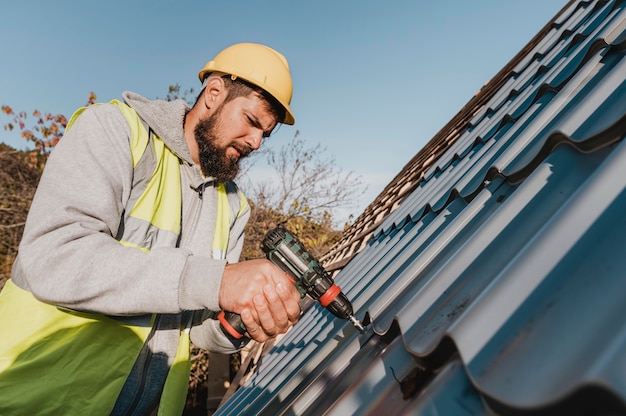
[194,108,252,182]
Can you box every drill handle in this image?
[218,310,249,349]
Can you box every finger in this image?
[253,292,279,338]
[241,308,268,343]
[263,284,289,332]
[276,283,301,324]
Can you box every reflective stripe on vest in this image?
[213,182,249,259]
[67,100,182,252]
[0,100,247,416]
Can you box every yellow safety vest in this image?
[0,101,248,415]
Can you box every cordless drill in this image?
[219,225,365,347]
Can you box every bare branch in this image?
[244,133,366,226]
[0,223,26,229]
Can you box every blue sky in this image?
[0,1,567,223]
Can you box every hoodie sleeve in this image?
[11,104,223,315]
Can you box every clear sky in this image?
[0,0,567,223]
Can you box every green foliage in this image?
[241,200,342,262]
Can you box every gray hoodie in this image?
[11,91,249,410]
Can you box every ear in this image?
[201,76,226,110]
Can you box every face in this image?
[194,93,277,182]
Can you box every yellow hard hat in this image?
[198,42,295,125]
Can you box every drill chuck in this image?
[319,286,353,320]
[323,290,365,332]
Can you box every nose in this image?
[246,129,264,150]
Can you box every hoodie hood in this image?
[122,91,193,165]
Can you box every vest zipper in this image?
[184,181,210,247]
[193,182,206,200]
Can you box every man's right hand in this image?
[219,259,301,342]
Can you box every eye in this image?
[246,114,273,138]
[246,114,262,129]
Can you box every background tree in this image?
[239,131,365,260]
[1,92,95,159]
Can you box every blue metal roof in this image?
[216,1,626,414]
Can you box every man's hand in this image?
[219,259,301,342]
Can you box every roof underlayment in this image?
[216,1,626,414]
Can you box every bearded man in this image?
[0,43,301,415]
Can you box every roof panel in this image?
[215,1,626,414]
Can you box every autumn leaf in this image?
[55,114,67,126]
[86,92,96,106]
[26,150,39,169]
[21,131,35,141]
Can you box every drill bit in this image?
[348,314,365,333]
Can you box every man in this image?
[0,42,301,415]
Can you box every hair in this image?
[197,74,286,124]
